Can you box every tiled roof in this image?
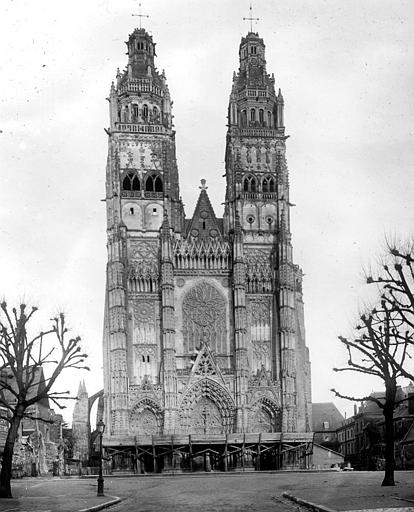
[312,402,344,431]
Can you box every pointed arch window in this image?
[122,172,141,191]
[243,174,257,193]
[262,175,275,193]
[145,173,163,193]
[250,108,256,123]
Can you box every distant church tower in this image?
[72,381,89,464]
[102,23,312,471]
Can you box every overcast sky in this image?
[1,0,414,426]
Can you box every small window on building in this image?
[133,104,139,119]
[202,221,206,230]
[154,176,163,192]
[130,207,134,215]
[152,208,157,215]
[250,108,256,122]
[323,421,330,430]
[123,105,129,123]
[142,355,145,362]
[132,175,140,191]
[241,110,247,127]
[147,355,150,363]
[143,104,148,119]
[267,111,272,127]
[259,109,264,124]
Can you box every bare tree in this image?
[332,296,413,486]
[0,302,88,498]
[368,243,414,368]
[333,243,414,485]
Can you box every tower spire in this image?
[243,2,259,33]
[132,1,149,29]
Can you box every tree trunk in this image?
[0,414,23,498]
[382,403,395,486]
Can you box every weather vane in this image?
[243,2,259,33]
[132,2,149,29]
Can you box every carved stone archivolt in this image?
[248,396,281,433]
[182,282,227,354]
[130,398,163,436]
[178,378,234,434]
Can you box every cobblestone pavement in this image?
[2,471,414,512]
[105,472,309,512]
[103,471,414,512]
[0,477,119,512]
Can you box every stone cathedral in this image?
[102,25,312,472]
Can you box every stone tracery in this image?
[182,282,227,354]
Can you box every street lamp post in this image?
[96,420,105,497]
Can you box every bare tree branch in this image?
[0,303,89,498]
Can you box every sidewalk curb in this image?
[79,496,122,512]
[283,492,337,512]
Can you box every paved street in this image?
[105,472,304,512]
[3,471,414,512]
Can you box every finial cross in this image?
[243,2,259,33]
[132,2,149,29]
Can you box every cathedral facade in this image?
[102,25,312,471]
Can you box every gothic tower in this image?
[103,27,184,441]
[224,31,312,432]
[102,25,312,470]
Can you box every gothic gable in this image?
[186,181,222,241]
[189,341,226,386]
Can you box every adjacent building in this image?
[312,402,344,453]
[0,367,64,477]
[337,386,414,470]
